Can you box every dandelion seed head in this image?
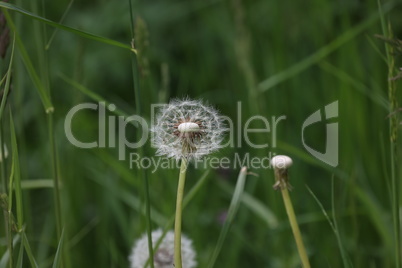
[152,98,226,160]
[129,229,197,268]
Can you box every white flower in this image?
[129,229,197,268]
[152,99,226,160]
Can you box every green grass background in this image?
[0,0,401,267]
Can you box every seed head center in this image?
[178,122,200,133]
[154,248,173,265]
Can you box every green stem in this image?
[174,158,188,268]
[7,209,13,268]
[129,36,155,268]
[386,30,401,268]
[142,169,154,268]
[47,113,62,237]
[47,113,70,268]
[0,125,6,194]
[281,187,311,268]
[378,9,400,266]
[274,169,310,268]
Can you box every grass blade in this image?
[207,167,248,268]
[127,6,154,267]
[9,111,23,230]
[59,74,134,119]
[52,229,65,268]
[20,179,54,189]
[0,34,15,121]
[45,0,74,50]
[330,179,353,268]
[22,232,38,268]
[378,1,401,267]
[258,1,395,92]
[0,2,132,51]
[306,184,351,268]
[0,234,20,268]
[5,156,15,268]
[15,240,23,268]
[2,9,53,112]
[218,179,278,229]
[353,185,393,253]
[0,30,12,215]
[319,61,388,110]
[88,168,167,227]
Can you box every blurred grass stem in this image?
[378,2,401,266]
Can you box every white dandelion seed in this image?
[129,229,197,268]
[152,98,226,160]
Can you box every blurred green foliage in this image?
[0,0,401,267]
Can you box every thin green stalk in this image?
[378,2,400,266]
[207,167,248,268]
[0,125,7,194]
[2,9,53,112]
[144,169,210,268]
[141,167,154,268]
[0,40,15,207]
[131,53,154,268]
[47,113,62,238]
[6,162,15,268]
[331,179,352,268]
[127,2,154,266]
[45,0,75,50]
[307,185,351,268]
[273,168,310,268]
[22,231,38,268]
[0,35,14,123]
[388,44,401,268]
[0,37,14,264]
[231,0,261,115]
[0,2,132,51]
[9,111,22,231]
[174,158,188,268]
[280,188,310,268]
[8,110,23,268]
[0,124,8,266]
[48,112,69,268]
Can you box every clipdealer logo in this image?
[63,101,339,168]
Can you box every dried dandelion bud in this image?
[271,155,293,190]
[271,155,293,169]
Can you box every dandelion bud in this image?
[271,155,293,169]
[271,155,293,190]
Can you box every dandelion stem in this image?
[273,164,310,268]
[174,158,188,268]
[280,187,310,268]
